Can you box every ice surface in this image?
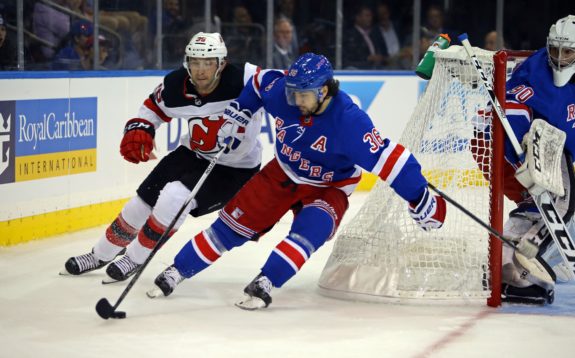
[1,193,573,358]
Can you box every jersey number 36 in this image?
[363,128,385,153]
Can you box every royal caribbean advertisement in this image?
[0,97,98,184]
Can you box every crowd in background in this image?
[0,0,571,71]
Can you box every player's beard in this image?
[298,102,319,116]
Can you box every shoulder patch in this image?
[265,78,279,92]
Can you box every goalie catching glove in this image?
[120,118,155,163]
[408,187,446,231]
[217,101,250,152]
[515,118,566,197]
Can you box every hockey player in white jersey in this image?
[490,15,575,304]
[62,32,263,282]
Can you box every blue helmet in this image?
[285,53,334,106]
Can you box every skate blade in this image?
[146,288,164,298]
[101,277,121,285]
[234,295,267,311]
[59,269,71,276]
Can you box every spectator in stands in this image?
[52,19,95,70]
[343,5,386,69]
[88,34,111,69]
[376,2,402,68]
[33,0,72,61]
[77,0,148,73]
[298,19,336,60]
[97,0,150,67]
[272,17,295,69]
[396,32,434,70]
[422,5,456,42]
[276,0,299,55]
[77,0,128,34]
[0,13,17,70]
[484,30,506,51]
[148,0,188,67]
[161,0,186,33]
[225,5,263,66]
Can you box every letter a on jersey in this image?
[311,136,327,153]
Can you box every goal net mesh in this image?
[318,46,501,302]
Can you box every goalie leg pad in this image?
[537,152,575,282]
[502,252,555,305]
[509,152,575,280]
[261,205,335,288]
[503,205,541,241]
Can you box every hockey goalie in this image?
[496,15,575,304]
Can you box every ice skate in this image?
[502,283,554,305]
[61,249,124,276]
[503,204,541,240]
[103,255,141,283]
[147,265,184,298]
[235,273,273,310]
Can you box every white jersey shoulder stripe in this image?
[243,62,259,85]
[384,149,411,184]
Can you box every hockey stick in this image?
[459,33,575,279]
[96,147,227,319]
[428,183,538,258]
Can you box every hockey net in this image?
[319,47,530,306]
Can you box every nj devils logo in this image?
[188,116,225,153]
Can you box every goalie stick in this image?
[459,33,575,280]
[428,183,538,259]
[95,146,227,320]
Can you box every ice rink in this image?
[1,192,574,358]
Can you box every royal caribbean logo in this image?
[0,98,98,184]
[0,101,15,184]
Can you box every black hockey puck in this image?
[113,311,127,319]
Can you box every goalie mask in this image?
[546,15,575,87]
[183,32,228,87]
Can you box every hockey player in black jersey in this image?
[62,32,263,282]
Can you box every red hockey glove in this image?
[120,118,155,163]
[408,187,446,231]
